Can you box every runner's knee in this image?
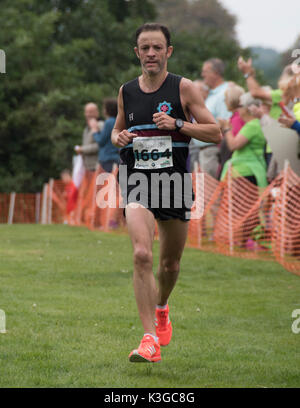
[133,246,152,268]
[159,259,180,275]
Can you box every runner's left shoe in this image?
[155,305,172,346]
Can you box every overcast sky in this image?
[220,0,300,52]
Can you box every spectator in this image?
[61,169,78,223]
[195,58,231,179]
[279,74,300,135]
[279,115,300,136]
[220,92,268,188]
[246,93,277,182]
[74,103,103,172]
[218,83,246,177]
[90,98,120,173]
[188,80,209,171]
[238,57,294,167]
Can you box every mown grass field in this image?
[0,224,300,388]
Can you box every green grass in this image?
[1,224,300,388]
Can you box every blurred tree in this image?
[152,0,237,39]
[0,0,155,192]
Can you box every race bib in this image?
[133,136,173,170]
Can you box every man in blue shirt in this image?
[89,98,120,173]
[195,58,231,179]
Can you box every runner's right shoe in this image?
[129,335,161,363]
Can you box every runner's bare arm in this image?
[153,78,221,143]
[111,86,137,148]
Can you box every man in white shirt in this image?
[75,103,103,171]
[195,58,231,178]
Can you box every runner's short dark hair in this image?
[103,98,118,117]
[135,23,171,47]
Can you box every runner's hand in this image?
[153,112,176,130]
[115,130,137,148]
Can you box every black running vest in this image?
[120,73,190,174]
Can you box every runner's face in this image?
[135,31,173,76]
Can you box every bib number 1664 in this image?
[134,148,171,162]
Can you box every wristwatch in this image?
[175,118,184,131]
[244,72,252,79]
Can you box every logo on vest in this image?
[157,101,173,115]
[129,113,134,122]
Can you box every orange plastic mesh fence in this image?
[0,192,42,224]
[1,165,300,275]
[271,165,300,274]
[0,193,10,223]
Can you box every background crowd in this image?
[60,55,300,221]
[67,56,300,189]
[189,57,300,187]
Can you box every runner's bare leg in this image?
[156,219,189,306]
[126,204,157,336]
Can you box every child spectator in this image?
[61,169,78,223]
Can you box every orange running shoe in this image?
[129,335,161,363]
[155,305,172,346]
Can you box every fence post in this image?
[35,193,41,224]
[195,163,203,249]
[280,160,289,260]
[7,192,16,224]
[228,163,234,255]
[41,183,48,224]
[47,179,54,225]
[90,171,99,229]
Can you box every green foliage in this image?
[0,0,153,192]
[152,0,237,39]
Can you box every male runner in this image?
[111,23,221,363]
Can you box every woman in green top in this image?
[220,92,268,188]
[238,58,294,167]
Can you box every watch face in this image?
[176,119,184,128]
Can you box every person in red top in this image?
[61,169,78,222]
